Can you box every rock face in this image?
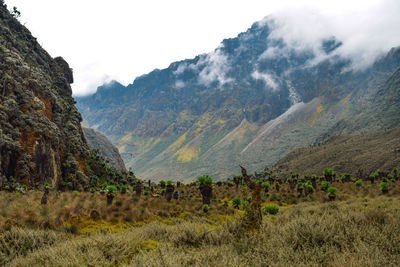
[0,4,109,190]
[82,127,126,172]
[76,17,400,181]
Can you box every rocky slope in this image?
[269,127,400,178]
[0,4,121,190]
[83,127,126,172]
[76,17,400,181]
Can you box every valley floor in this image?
[1,181,400,266]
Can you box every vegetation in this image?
[232,197,241,209]
[263,205,279,215]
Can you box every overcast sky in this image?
[4,0,400,96]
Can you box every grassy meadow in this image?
[1,174,400,266]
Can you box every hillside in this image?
[83,127,126,172]
[76,17,400,181]
[0,3,119,190]
[269,127,400,178]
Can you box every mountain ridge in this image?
[76,16,400,181]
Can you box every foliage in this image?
[106,185,117,196]
[197,175,213,186]
[355,179,363,186]
[327,187,338,196]
[320,181,331,191]
[262,182,270,191]
[232,197,241,209]
[120,185,128,193]
[263,205,279,215]
[380,182,389,190]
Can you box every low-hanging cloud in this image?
[251,71,279,91]
[259,0,400,71]
[198,48,233,86]
[175,80,185,89]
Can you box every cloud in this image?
[175,80,185,89]
[258,0,400,71]
[197,48,233,86]
[251,71,279,91]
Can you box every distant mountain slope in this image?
[269,127,400,178]
[83,127,126,172]
[76,16,400,181]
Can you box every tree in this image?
[11,6,21,19]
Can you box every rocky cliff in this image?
[83,127,126,172]
[0,3,120,190]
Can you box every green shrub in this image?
[120,185,128,193]
[106,185,117,195]
[380,182,389,190]
[232,197,241,209]
[143,190,150,196]
[327,187,338,196]
[263,205,279,215]
[197,175,213,186]
[355,179,363,186]
[320,181,331,191]
[306,184,314,193]
[323,168,336,176]
[166,180,173,186]
[263,182,270,191]
[159,180,166,186]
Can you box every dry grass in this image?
[4,196,400,266]
[1,181,400,266]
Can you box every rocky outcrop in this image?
[0,4,112,190]
[82,127,126,172]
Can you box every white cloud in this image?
[174,64,188,75]
[175,80,185,89]
[251,71,279,91]
[197,48,233,86]
[260,0,400,71]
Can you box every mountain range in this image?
[76,18,400,182]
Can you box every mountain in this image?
[0,4,119,190]
[83,127,126,172]
[76,18,400,182]
[269,127,400,178]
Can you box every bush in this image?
[106,185,117,195]
[120,185,128,193]
[263,182,270,192]
[327,187,338,196]
[263,205,279,215]
[143,190,150,196]
[321,181,331,191]
[166,180,173,186]
[380,182,389,191]
[232,197,241,209]
[355,179,363,186]
[159,180,166,186]
[306,184,314,193]
[197,175,213,186]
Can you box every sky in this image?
[4,0,400,96]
